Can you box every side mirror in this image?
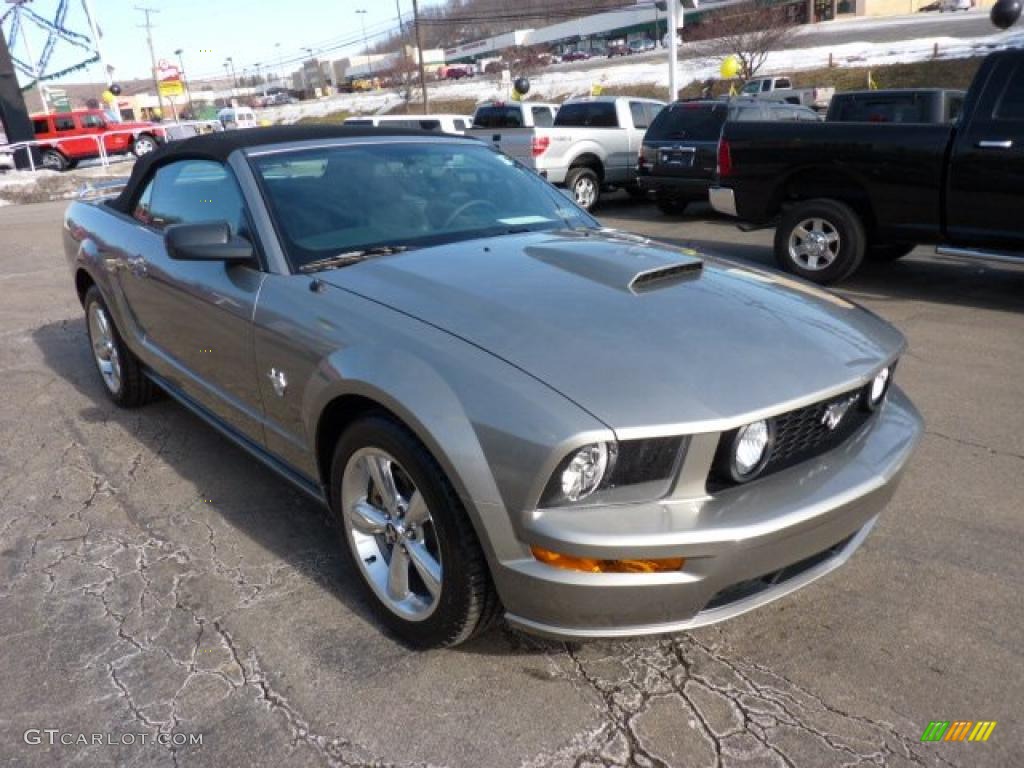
[165,221,254,262]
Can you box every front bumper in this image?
[495,387,922,640]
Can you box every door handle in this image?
[976,140,1014,149]
[127,256,148,277]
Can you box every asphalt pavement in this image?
[0,198,1021,767]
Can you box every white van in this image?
[342,114,473,135]
[217,107,259,130]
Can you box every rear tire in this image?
[83,286,156,407]
[330,415,499,648]
[867,243,915,262]
[565,166,601,211]
[41,149,69,172]
[774,198,866,285]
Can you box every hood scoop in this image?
[526,236,703,294]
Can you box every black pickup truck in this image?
[710,50,1024,284]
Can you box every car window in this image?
[995,64,1024,121]
[832,95,925,123]
[947,95,964,122]
[251,142,596,270]
[740,81,759,95]
[531,106,554,127]
[647,103,729,139]
[344,119,374,126]
[54,116,76,132]
[769,106,798,121]
[762,81,772,93]
[473,106,523,128]
[645,102,664,126]
[554,102,618,128]
[732,106,764,122]
[795,108,821,122]
[629,101,650,129]
[453,119,468,131]
[32,118,49,135]
[776,78,792,89]
[135,160,247,234]
[81,114,105,129]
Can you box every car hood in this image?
[318,229,905,433]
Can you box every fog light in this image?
[531,546,684,573]
[732,419,772,480]
[560,442,613,502]
[869,366,891,407]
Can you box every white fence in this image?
[0,120,224,173]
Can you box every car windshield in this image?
[251,140,596,270]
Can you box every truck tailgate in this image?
[466,127,537,163]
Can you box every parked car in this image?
[31,109,165,171]
[738,76,835,112]
[217,107,259,130]
[711,49,1024,284]
[471,96,665,210]
[343,114,473,134]
[639,99,822,214]
[941,0,971,10]
[63,124,921,647]
[561,50,591,62]
[629,39,657,53]
[469,101,559,130]
[439,65,475,80]
[607,44,633,58]
[827,89,966,124]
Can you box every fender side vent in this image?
[629,261,703,293]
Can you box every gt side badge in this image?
[268,368,288,397]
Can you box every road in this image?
[0,198,1021,767]
[546,10,996,76]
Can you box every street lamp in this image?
[174,47,196,118]
[225,56,238,90]
[356,9,372,77]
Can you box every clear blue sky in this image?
[7,0,445,85]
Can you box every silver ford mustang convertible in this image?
[63,126,922,647]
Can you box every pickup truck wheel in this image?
[331,415,499,648]
[775,199,866,284]
[83,286,156,407]
[41,149,69,172]
[566,167,600,211]
[133,134,158,157]
[867,243,915,262]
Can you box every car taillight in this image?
[638,145,651,172]
[717,139,733,178]
[531,136,550,157]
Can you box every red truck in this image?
[30,109,166,171]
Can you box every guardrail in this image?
[0,120,224,173]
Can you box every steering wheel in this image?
[443,200,499,229]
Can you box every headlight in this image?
[730,419,773,481]
[867,366,892,409]
[540,437,685,508]
[560,443,614,502]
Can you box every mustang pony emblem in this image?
[822,396,858,431]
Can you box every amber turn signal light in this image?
[531,546,684,574]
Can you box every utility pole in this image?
[82,0,119,121]
[356,9,372,77]
[667,0,678,102]
[411,0,429,112]
[135,6,165,118]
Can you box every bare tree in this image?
[690,1,799,82]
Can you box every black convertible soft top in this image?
[111,124,471,214]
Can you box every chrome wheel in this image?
[573,175,598,209]
[88,303,122,395]
[134,136,157,156]
[788,217,840,270]
[341,448,442,621]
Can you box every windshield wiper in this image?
[299,245,410,273]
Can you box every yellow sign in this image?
[159,80,184,97]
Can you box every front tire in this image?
[565,166,601,211]
[774,198,866,284]
[133,134,158,157]
[330,415,499,648]
[83,286,156,407]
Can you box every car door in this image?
[119,158,267,443]
[946,57,1024,248]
